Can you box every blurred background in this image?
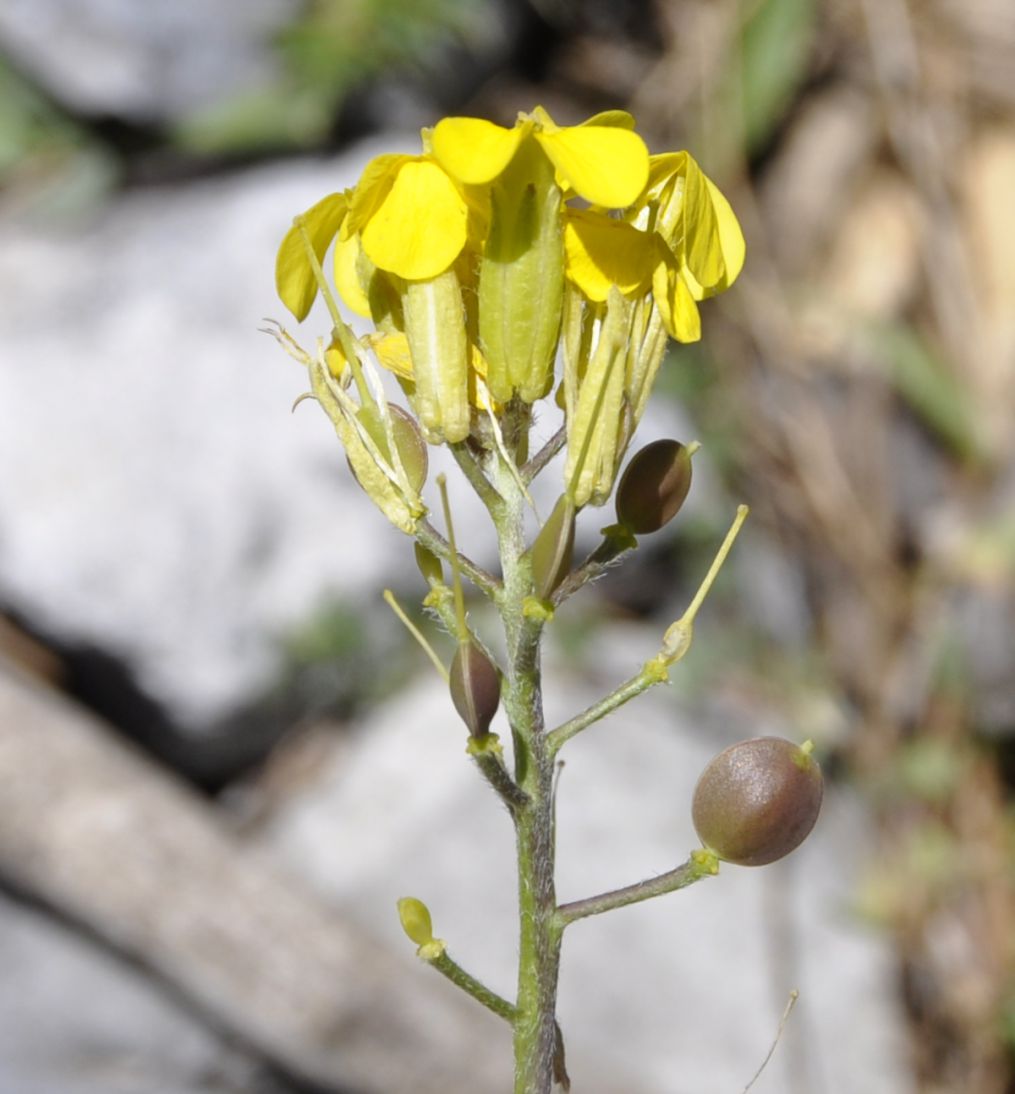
[0,0,1013,1091]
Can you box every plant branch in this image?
[415,518,501,601]
[557,852,719,927]
[471,746,531,814]
[428,950,518,1023]
[551,528,638,605]
[522,424,567,484]
[451,440,506,516]
[546,659,668,755]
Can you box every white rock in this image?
[257,642,912,1094]
[0,0,297,122]
[0,890,266,1093]
[0,142,425,728]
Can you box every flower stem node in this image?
[598,522,640,556]
[689,848,721,877]
[522,596,555,623]
[465,731,503,758]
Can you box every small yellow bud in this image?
[397,896,434,947]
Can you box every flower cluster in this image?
[275,105,743,523]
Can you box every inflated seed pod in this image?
[691,737,823,866]
[449,641,501,738]
[615,439,693,535]
[414,543,443,586]
[352,402,429,494]
[530,495,576,600]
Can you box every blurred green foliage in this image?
[0,58,115,210]
[177,0,483,154]
[705,0,818,170]
[872,321,982,463]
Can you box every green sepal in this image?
[403,270,470,444]
[479,138,564,403]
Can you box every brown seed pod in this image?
[615,439,692,534]
[449,641,501,738]
[530,494,576,600]
[691,737,823,866]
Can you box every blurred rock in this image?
[0,891,283,1094]
[0,140,432,735]
[0,0,297,123]
[255,639,912,1094]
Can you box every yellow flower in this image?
[345,153,469,282]
[275,190,348,322]
[642,152,745,300]
[431,105,649,210]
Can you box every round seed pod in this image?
[353,403,428,494]
[449,641,501,739]
[615,439,692,534]
[691,737,823,866]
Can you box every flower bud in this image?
[615,439,692,534]
[402,269,470,444]
[449,641,501,738]
[478,138,564,403]
[691,738,823,866]
[529,494,576,599]
[397,896,435,947]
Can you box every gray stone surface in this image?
[0,0,297,123]
[0,143,421,730]
[256,642,913,1094]
[0,891,274,1094]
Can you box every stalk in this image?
[489,437,562,1094]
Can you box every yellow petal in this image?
[690,177,745,297]
[366,331,415,381]
[345,154,411,237]
[333,231,372,318]
[649,153,745,297]
[563,210,655,302]
[537,125,649,208]
[653,258,701,343]
[432,117,525,185]
[580,109,637,130]
[679,157,725,290]
[275,191,347,321]
[361,159,468,280]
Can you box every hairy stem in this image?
[557,852,718,927]
[490,444,562,1094]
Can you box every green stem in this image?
[415,518,501,601]
[557,852,719,927]
[546,659,668,755]
[429,950,518,1023]
[489,442,562,1094]
[471,747,531,814]
[521,424,567,484]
